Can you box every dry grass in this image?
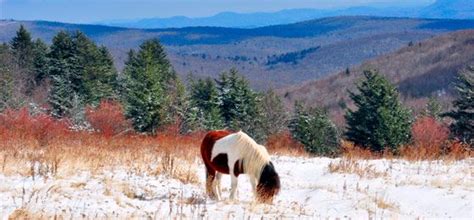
[328,159,387,179]
[0,109,307,187]
[340,139,471,162]
[266,132,308,157]
[0,119,203,184]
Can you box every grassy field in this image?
[0,108,472,219]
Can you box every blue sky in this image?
[1,0,434,23]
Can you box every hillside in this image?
[281,30,474,125]
[1,17,474,89]
[420,0,474,19]
[100,0,473,29]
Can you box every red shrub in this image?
[411,116,449,149]
[85,100,132,137]
[0,107,70,146]
[401,116,450,160]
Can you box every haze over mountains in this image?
[100,0,473,28]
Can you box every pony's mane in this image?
[233,131,270,180]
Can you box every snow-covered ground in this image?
[1,156,472,219]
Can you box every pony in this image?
[200,130,280,203]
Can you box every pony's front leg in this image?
[229,174,238,200]
[250,176,257,198]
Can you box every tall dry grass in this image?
[0,107,202,184]
[0,107,471,185]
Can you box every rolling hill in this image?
[1,16,474,89]
[280,30,474,125]
[100,0,473,29]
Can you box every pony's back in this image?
[212,131,270,178]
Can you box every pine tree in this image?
[261,89,288,136]
[10,25,34,70]
[32,39,49,84]
[122,39,176,133]
[72,32,118,105]
[424,96,442,120]
[345,70,412,152]
[49,74,75,117]
[10,25,43,94]
[47,31,118,117]
[47,31,79,117]
[81,45,118,104]
[289,102,340,156]
[0,43,21,110]
[216,68,266,142]
[185,77,224,132]
[443,66,473,145]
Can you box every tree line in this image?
[1,26,472,154]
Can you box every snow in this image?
[1,156,472,219]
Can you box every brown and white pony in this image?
[201,130,280,203]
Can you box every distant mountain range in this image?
[2,16,473,90]
[99,0,473,28]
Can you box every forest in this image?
[1,25,472,157]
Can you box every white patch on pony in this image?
[212,131,270,180]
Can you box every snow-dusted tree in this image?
[289,102,340,156]
[10,25,34,70]
[345,70,412,152]
[121,39,177,134]
[47,31,79,117]
[216,68,266,142]
[0,43,28,111]
[423,96,442,120]
[47,31,118,117]
[184,77,224,132]
[443,66,473,145]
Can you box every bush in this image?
[399,116,450,160]
[0,107,70,146]
[411,116,449,149]
[85,100,132,137]
[289,103,340,156]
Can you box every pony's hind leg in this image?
[229,174,238,200]
[214,173,222,200]
[205,165,217,199]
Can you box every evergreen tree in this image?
[47,31,79,117]
[185,77,224,132]
[81,45,118,104]
[216,68,266,142]
[47,31,118,117]
[72,32,118,104]
[443,66,474,145]
[32,39,49,84]
[261,89,288,136]
[122,39,176,133]
[345,70,412,152]
[10,25,34,70]
[423,96,442,120]
[0,43,13,111]
[289,102,340,156]
[10,25,47,94]
[49,74,76,117]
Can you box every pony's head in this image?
[256,162,280,203]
